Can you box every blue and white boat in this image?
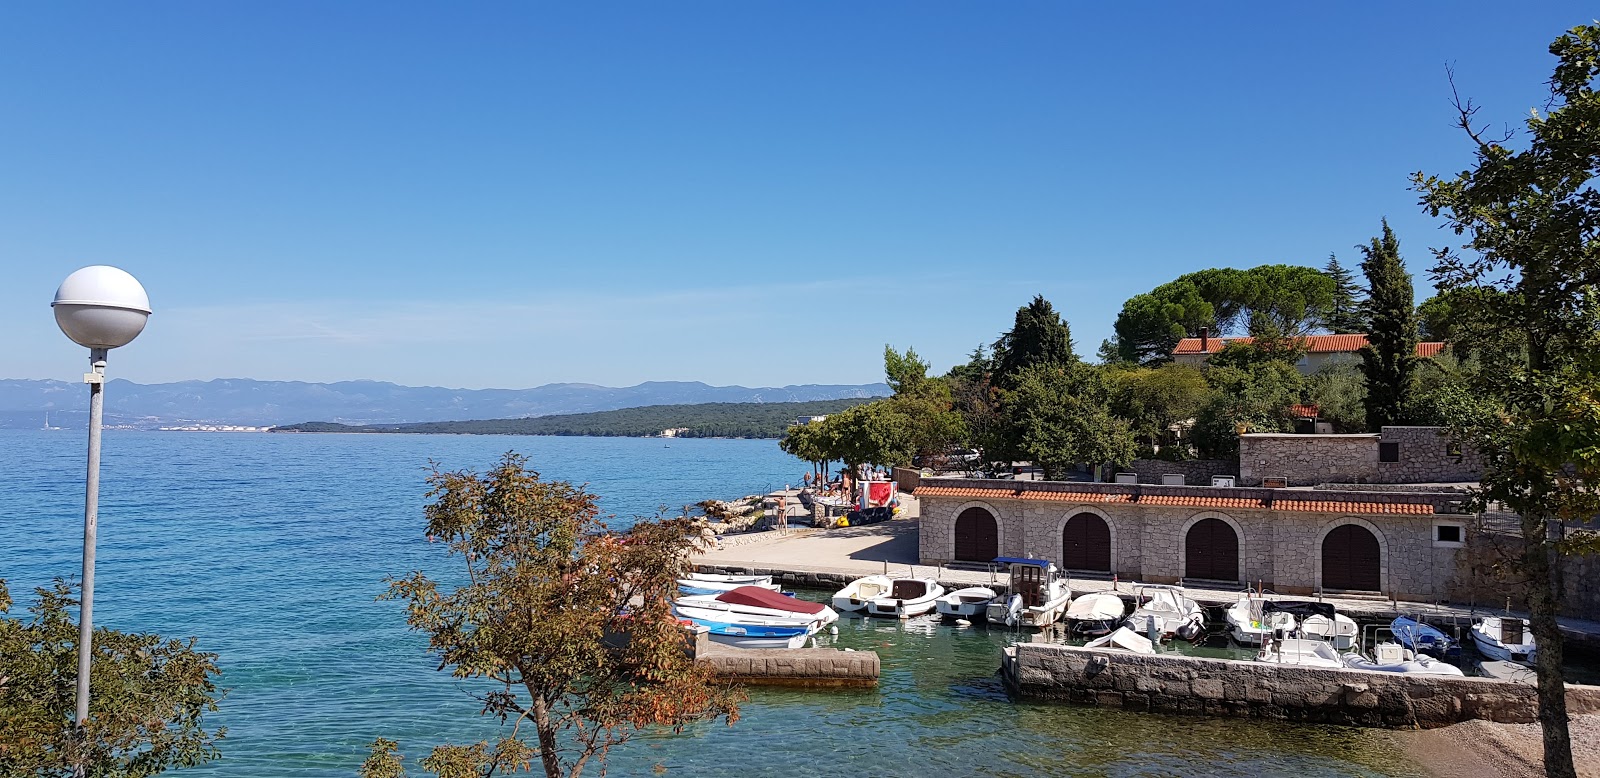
[677,573,778,596]
[1471,617,1537,664]
[1391,616,1458,657]
[694,620,813,650]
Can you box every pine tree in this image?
[991,295,1076,387]
[1320,254,1369,334]
[1356,220,1418,430]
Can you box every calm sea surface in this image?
[0,430,1410,777]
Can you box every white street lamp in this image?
[51,265,151,733]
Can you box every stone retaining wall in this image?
[1238,427,1482,487]
[696,644,879,688]
[1123,459,1235,486]
[1002,642,1600,728]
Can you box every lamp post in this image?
[51,266,151,732]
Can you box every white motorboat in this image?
[1125,584,1203,641]
[674,585,838,627]
[1300,612,1359,651]
[1257,637,1344,669]
[832,575,895,614]
[1478,660,1538,684]
[1341,642,1464,676]
[935,586,1000,620]
[676,575,779,596]
[1225,593,1297,646]
[864,577,945,618]
[684,572,773,586]
[983,558,1072,629]
[1471,617,1537,664]
[1084,626,1156,655]
[691,620,815,650]
[1065,593,1127,636]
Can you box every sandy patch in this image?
[1398,714,1600,778]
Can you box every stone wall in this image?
[1123,459,1236,486]
[1238,433,1378,486]
[1237,427,1483,487]
[1375,426,1484,484]
[697,643,879,688]
[1002,642,1600,728]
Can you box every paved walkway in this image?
[697,519,1600,648]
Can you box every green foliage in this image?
[0,579,224,777]
[883,345,931,397]
[377,454,742,778]
[1356,220,1420,431]
[273,399,875,439]
[1411,24,1600,776]
[1319,254,1370,334]
[1306,359,1367,433]
[1108,363,1212,451]
[1112,265,1337,364]
[1191,360,1306,459]
[991,296,1077,387]
[998,363,1135,480]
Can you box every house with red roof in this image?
[1171,331,1447,374]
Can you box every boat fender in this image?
[955,618,970,627]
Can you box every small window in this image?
[1436,525,1461,544]
[1379,442,1400,463]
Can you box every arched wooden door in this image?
[1184,518,1239,582]
[1061,513,1111,572]
[953,507,998,562]
[1322,524,1381,591]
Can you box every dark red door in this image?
[953,507,998,562]
[1184,518,1239,582]
[1062,513,1112,572]
[1322,524,1381,591]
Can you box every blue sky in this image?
[1,3,1592,388]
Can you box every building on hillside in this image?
[1171,331,1446,374]
[909,477,1471,601]
[795,415,829,425]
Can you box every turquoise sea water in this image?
[0,430,1409,777]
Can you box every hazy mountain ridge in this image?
[0,378,891,427]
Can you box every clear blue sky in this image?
[1,3,1592,388]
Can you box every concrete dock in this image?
[696,642,879,688]
[695,519,1600,651]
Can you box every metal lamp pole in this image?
[51,266,151,738]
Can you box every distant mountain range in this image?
[0,378,891,429]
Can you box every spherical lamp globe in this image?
[52,266,152,350]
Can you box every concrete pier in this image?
[1001,642,1600,728]
[696,642,879,688]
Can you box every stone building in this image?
[911,478,1472,601]
[1238,426,1484,486]
[1170,333,1446,376]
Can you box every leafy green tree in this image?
[1319,254,1369,334]
[1112,283,1217,365]
[1412,26,1600,776]
[0,580,223,777]
[778,418,835,483]
[1112,265,1336,364]
[1108,363,1212,456]
[1306,359,1367,433]
[1356,220,1419,431]
[883,345,931,397]
[376,454,741,778]
[991,296,1077,387]
[998,363,1135,480]
[1190,356,1306,459]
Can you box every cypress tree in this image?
[1320,254,1369,334]
[991,295,1076,387]
[1356,220,1417,430]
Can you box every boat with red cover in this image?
[674,585,839,627]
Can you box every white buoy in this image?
[829,625,839,635]
[955,618,971,627]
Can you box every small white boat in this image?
[685,572,773,586]
[1300,612,1359,651]
[1471,617,1537,664]
[1225,593,1297,646]
[1341,642,1464,676]
[1126,584,1203,641]
[983,558,1072,629]
[1084,626,1156,654]
[1257,637,1344,669]
[676,576,779,596]
[935,586,999,620]
[695,620,814,650]
[675,586,838,627]
[864,577,945,618]
[832,575,895,614]
[1065,593,1126,636]
[1478,660,1538,684]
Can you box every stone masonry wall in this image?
[1123,459,1236,486]
[1238,434,1378,486]
[1003,642,1600,728]
[1375,426,1484,483]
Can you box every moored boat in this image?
[935,586,999,620]
[1478,659,1538,684]
[1256,637,1344,669]
[1225,592,1296,646]
[1300,612,1359,651]
[1065,592,1126,636]
[697,620,814,650]
[1471,617,1537,664]
[864,577,945,618]
[983,558,1072,629]
[1341,642,1464,676]
[1391,616,1458,657]
[677,575,779,596]
[675,585,838,627]
[1083,626,1156,654]
[1125,584,1203,641]
[832,575,894,614]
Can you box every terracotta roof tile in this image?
[1172,334,1446,358]
[914,485,1436,515]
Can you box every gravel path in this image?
[1402,714,1600,777]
